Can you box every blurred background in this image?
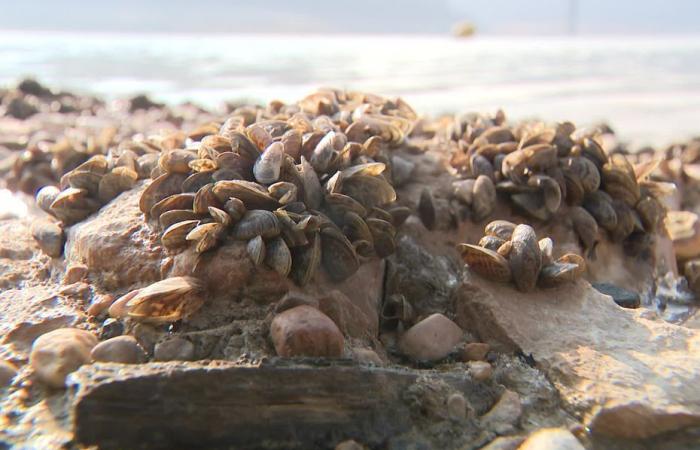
[1,0,699,146]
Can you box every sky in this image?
[0,0,699,34]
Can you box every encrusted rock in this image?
[518,428,584,450]
[91,336,147,364]
[398,313,463,361]
[481,389,522,434]
[461,342,490,361]
[270,305,344,358]
[29,328,98,388]
[63,264,89,285]
[154,337,195,361]
[31,220,65,257]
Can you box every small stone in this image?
[353,348,383,366]
[99,318,124,340]
[592,282,640,309]
[446,393,467,421]
[335,440,365,450]
[518,428,584,450]
[63,264,89,285]
[87,294,116,317]
[398,313,463,362]
[154,337,195,361]
[480,435,525,450]
[30,220,65,257]
[270,305,345,358]
[131,323,162,353]
[0,360,18,387]
[469,361,493,381]
[29,328,98,388]
[58,282,92,302]
[461,342,490,361]
[481,389,522,434]
[91,336,147,364]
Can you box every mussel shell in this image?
[159,149,197,174]
[98,167,138,204]
[472,175,496,221]
[232,209,281,240]
[291,232,322,286]
[366,218,396,258]
[254,142,285,185]
[340,175,396,209]
[213,180,279,210]
[509,224,541,292]
[457,243,512,283]
[583,191,617,232]
[247,235,266,266]
[162,219,199,251]
[320,227,360,282]
[485,220,517,240]
[264,236,292,277]
[570,206,598,251]
[139,172,188,215]
[418,188,436,230]
[479,235,506,251]
[159,209,201,230]
[150,193,195,221]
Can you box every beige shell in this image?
[457,243,512,283]
[265,236,292,277]
[213,180,280,210]
[509,224,542,292]
[116,276,204,324]
[484,220,517,240]
[320,226,360,282]
[162,219,200,251]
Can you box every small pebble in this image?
[58,282,91,301]
[446,393,467,421]
[63,264,89,285]
[29,328,98,388]
[30,220,65,257]
[353,348,383,366]
[469,361,493,381]
[132,323,162,353]
[87,294,116,317]
[154,337,195,361]
[335,440,365,450]
[99,318,124,340]
[592,282,640,309]
[398,313,463,361]
[91,336,147,364]
[461,342,490,361]
[270,305,344,357]
[519,428,584,450]
[481,389,523,434]
[0,360,18,387]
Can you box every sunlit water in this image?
[1,31,699,147]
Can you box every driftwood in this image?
[70,359,496,449]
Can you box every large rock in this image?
[0,219,51,289]
[66,183,164,291]
[456,273,700,439]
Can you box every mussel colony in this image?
[445,115,667,255]
[458,220,585,292]
[37,89,419,285]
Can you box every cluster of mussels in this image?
[446,113,667,253]
[457,220,586,292]
[33,133,189,224]
[138,89,417,286]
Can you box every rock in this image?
[461,342,490,361]
[0,219,51,289]
[353,348,383,366]
[91,336,146,364]
[274,291,319,313]
[7,96,38,119]
[0,359,18,387]
[318,290,375,340]
[446,393,467,420]
[131,323,162,354]
[481,389,522,434]
[99,318,123,340]
[18,78,52,97]
[129,94,162,112]
[468,361,493,381]
[154,337,195,361]
[31,220,65,258]
[29,328,97,388]
[87,294,115,317]
[518,428,584,450]
[335,440,365,450]
[456,274,700,438]
[684,259,700,296]
[480,436,525,450]
[58,282,92,302]
[63,264,89,285]
[66,184,164,291]
[398,313,463,362]
[270,305,345,358]
[592,282,640,309]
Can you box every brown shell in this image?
[232,210,281,240]
[139,172,188,215]
[320,227,360,282]
[457,243,512,283]
[478,235,506,252]
[472,175,496,221]
[509,224,542,292]
[121,276,204,324]
[484,220,517,240]
[291,232,322,286]
[264,236,292,277]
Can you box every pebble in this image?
[446,393,467,420]
[99,318,124,340]
[481,389,523,434]
[58,281,92,301]
[353,348,383,366]
[469,361,493,381]
[29,328,98,388]
[91,336,147,364]
[132,323,162,353]
[461,342,490,361]
[0,360,18,388]
[30,220,65,257]
[63,264,89,285]
[270,305,345,357]
[154,337,195,361]
[592,282,640,309]
[335,440,365,450]
[7,96,38,119]
[87,294,116,317]
[398,313,463,361]
[518,428,584,450]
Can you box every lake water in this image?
[1,31,699,146]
